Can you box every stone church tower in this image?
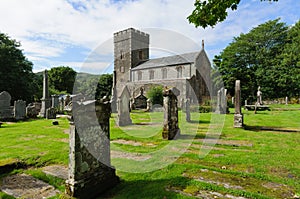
[113,28,149,89]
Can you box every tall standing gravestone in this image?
[117,86,132,126]
[39,70,51,118]
[215,87,227,114]
[0,91,13,120]
[65,98,119,198]
[234,80,243,128]
[162,87,180,140]
[14,100,26,120]
[51,95,59,109]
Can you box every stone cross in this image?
[65,98,119,198]
[162,87,180,140]
[117,86,132,126]
[39,70,51,118]
[234,80,243,128]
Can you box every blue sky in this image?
[0,0,299,74]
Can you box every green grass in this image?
[0,108,299,199]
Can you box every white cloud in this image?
[0,0,299,72]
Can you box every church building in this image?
[112,28,211,107]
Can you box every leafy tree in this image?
[0,32,36,103]
[95,73,113,99]
[48,66,77,94]
[147,85,163,105]
[188,0,278,28]
[277,20,300,97]
[214,19,288,101]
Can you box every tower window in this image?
[120,66,125,73]
[120,50,123,59]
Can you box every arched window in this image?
[176,66,182,78]
[149,70,155,80]
[138,71,142,81]
[162,68,167,79]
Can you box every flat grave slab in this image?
[0,174,59,199]
[42,165,68,180]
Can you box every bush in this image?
[147,85,163,106]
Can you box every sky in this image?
[0,0,299,74]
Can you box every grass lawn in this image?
[0,105,299,199]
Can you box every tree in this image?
[214,19,288,101]
[0,32,36,103]
[147,85,163,105]
[48,66,77,94]
[277,20,300,97]
[95,73,113,99]
[188,0,278,28]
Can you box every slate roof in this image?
[131,51,200,71]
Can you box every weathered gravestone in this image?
[234,80,243,128]
[215,87,227,114]
[133,87,147,109]
[146,99,152,112]
[0,91,13,120]
[59,97,64,113]
[117,86,132,126]
[65,98,119,198]
[51,95,59,109]
[26,104,38,118]
[46,107,56,119]
[14,100,26,120]
[162,87,180,140]
[185,98,191,122]
[39,70,51,118]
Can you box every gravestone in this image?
[46,107,56,119]
[146,99,152,112]
[51,95,59,109]
[162,87,180,140]
[26,104,38,118]
[14,100,26,120]
[215,87,227,114]
[185,98,191,122]
[234,80,243,128]
[33,102,41,113]
[0,91,13,120]
[39,70,51,118]
[133,88,147,109]
[59,97,64,112]
[285,96,288,105]
[65,98,119,198]
[117,86,132,126]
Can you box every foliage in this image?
[48,66,77,94]
[0,32,36,103]
[188,0,278,28]
[73,73,112,100]
[214,19,292,101]
[95,73,113,99]
[146,85,163,105]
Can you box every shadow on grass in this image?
[244,125,300,133]
[99,176,190,199]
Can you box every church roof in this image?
[131,51,200,71]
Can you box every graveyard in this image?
[0,103,299,198]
